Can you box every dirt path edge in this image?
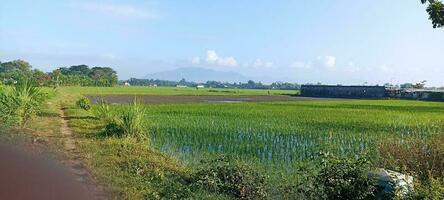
[59,107,109,200]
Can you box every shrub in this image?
[314,152,376,200]
[0,78,45,128]
[406,178,444,200]
[97,100,147,140]
[274,164,320,199]
[76,96,91,111]
[378,134,444,181]
[192,156,268,199]
[378,135,444,199]
[101,122,124,137]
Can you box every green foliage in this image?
[0,59,32,82]
[421,0,444,28]
[192,156,268,199]
[76,96,91,111]
[92,99,114,123]
[119,101,147,141]
[1,59,118,87]
[408,178,444,199]
[101,122,124,137]
[0,78,46,128]
[95,100,148,141]
[271,163,320,199]
[55,65,118,87]
[314,152,376,200]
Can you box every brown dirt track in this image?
[0,144,96,200]
[86,95,339,104]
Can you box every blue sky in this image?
[1,0,443,85]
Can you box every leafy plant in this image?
[192,155,268,199]
[119,100,147,141]
[314,152,376,200]
[97,99,147,140]
[92,98,114,123]
[101,122,124,137]
[407,178,444,199]
[76,96,91,111]
[0,78,45,128]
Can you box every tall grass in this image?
[92,98,114,123]
[0,78,46,128]
[378,134,444,181]
[119,100,147,140]
[94,99,148,141]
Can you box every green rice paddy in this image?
[107,99,444,169]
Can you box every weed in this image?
[76,96,91,111]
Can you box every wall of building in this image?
[301,85,387,99]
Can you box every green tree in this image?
[89,67,118,86]
[0,59,33,82]
[413,80,427,89]
[421,0,444,28]
[51,68,62,87]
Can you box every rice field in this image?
[58,86,299,96]
[107,99,444,170]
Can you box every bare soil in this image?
[59,108,108,200]
[0,143,99,200]
[0,109,109,200]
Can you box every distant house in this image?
[124,82,130,86]
[176,85,187,88]
[196,85,205,89]
[301,85,387,99]
[388,89,444,101]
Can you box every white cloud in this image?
[378,64,394,73]
[68,2,157,20]
[252,59,273,68]
[290,61,311,69]
[191,56,201,64]
[205,50,238,67]
[316,55,336,70]
[345,61,360,72]
[192,51,274,68]
[99,53,120,61]
[290,56,336,70]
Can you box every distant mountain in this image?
[144,67,249,83]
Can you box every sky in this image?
[1,0,443,85]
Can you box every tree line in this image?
[0,59,118,87]
[124,78,301,90]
